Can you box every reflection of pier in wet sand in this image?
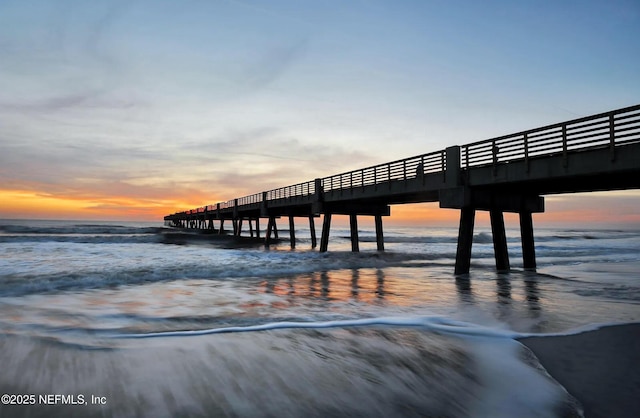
[259,268,542,320]
[262,269,387,306]
[166,105,640,274]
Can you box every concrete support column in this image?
[375,214,384,251]
[349,214,359,252]
[320,213,332,252]
[255,218,260,239]
[445,146,461,187]
[265,217,276,245]
[490,209,510,272]
[455,207,476,275]
[219,219,225,235]
[249,218,254,237]
[309,216,317,248]
[289,216,296,249]
[519,211,537,270]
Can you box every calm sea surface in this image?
[1,219,638,417]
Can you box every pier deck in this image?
[165,104,640,274]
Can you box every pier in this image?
[165,104,640,274]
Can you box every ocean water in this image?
[1,219,639,417]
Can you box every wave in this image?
[534,245,640,263]
[0,248,455,297]
[0,223,162,235]
[115,315,523,339]
[111,314,639,341]
[7,240,637,297]
[0,315,582,418]
[0,234,161,244]
[0,223,165,246]
[536,229,639,242]
[573,285,640,301]
[359,235,458,244]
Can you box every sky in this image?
[1,0,639,227]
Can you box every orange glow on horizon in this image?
[387,204,460,226]
[0,189,212,222]
[1,188,639,228]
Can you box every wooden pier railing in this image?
[166,104,640,274]
[175,104,639,216]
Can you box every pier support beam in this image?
[289,216,296,249]
[320,213,332,252]
[218,219,225,235]
[255,218,260,239]
[490,209,510,272]
[309,216,317,248]
[520,211,536,270]
[349,214,359,252]
[375,214,384,251]
[455,207,476,275]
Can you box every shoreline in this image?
[518,323,640,418]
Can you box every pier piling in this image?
[289,216,296,248]
[454,207,476,275]
[375,214,384,251]
[520,211,537,270]
[309,216,317,248]
[265,217,276,245]
[349,214,359,252]
[490,209,510,272]
[320,213,332,252]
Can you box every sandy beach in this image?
[518,323,640,418]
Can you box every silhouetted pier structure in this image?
[165,105,640,274]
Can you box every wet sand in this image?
[518,323,640,418]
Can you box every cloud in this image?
[0,116,375,210]
[0,91,144,115]
[237,39,309,91]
